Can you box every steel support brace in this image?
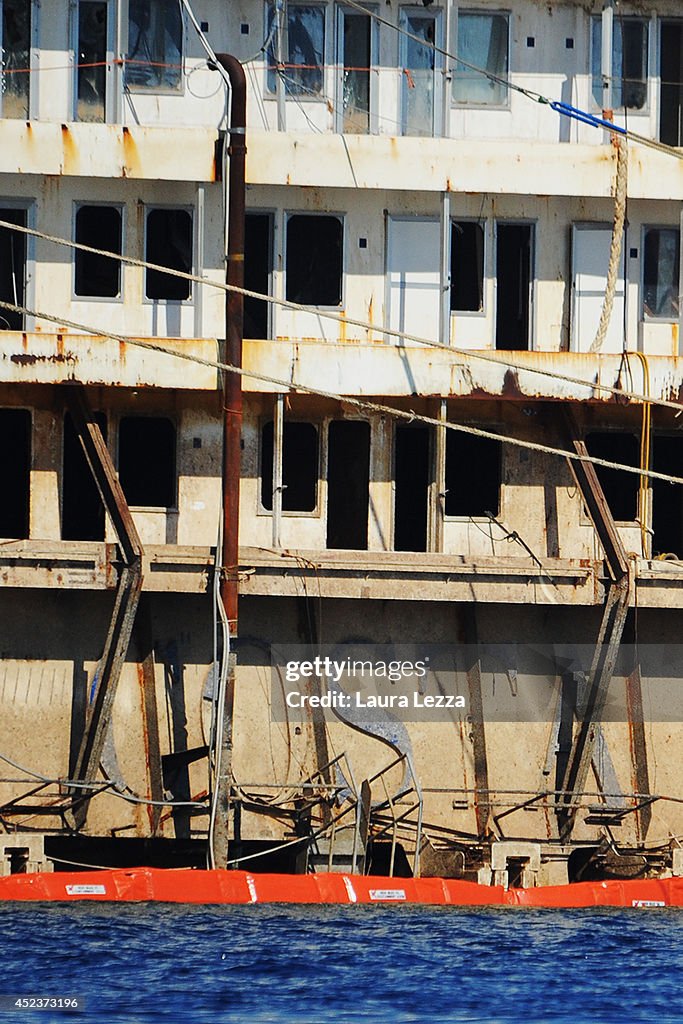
[65,386,143,829]
[558,412,632,840]
[462,608,491,839]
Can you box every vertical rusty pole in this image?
[213,54,246,868]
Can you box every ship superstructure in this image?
[1,0,683,888]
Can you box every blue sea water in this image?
[0,903,682,1024]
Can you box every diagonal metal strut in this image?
[65,386,143,829]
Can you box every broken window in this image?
[659,21,683,146]
[394,424,432,552]
[244,213,272,340]
[643,227,680,320]
[592,16,648,110]
[76,1,107,122]
[445,431,501,517]
[453,12,508,106]
[338,8,372,134]
[62,411,106,541]
[0,207,26,330]
[286,215,343,306]
[0,409,30,538]
[145,208,192,300]
[400,10,437,136]
[125,0,182,90]
[327,420,370,549]
[267,3,324,96]
[75,205,122,298]
[451,221,484,312]
[1,0,30,119]
[119,416,176,508]
[495,223,532,351]
[261,421,318,512]
[652,436,683,558]
[585,432,639,522]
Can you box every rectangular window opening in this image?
[125,0,182,90]
[261,420,318,513]
[267,3,324,96]
[145,208,192,300]
[286,214,343,306]
[643,227,680,320]
[327,420,370,550]
[244,213,272,340]
[401,10,437,136]
[62,411,107,541]
[592,16,648,111]
[495,224,532,351]
[0,207,26,329]
[119,416,176,508]
[451,221,484,312]
[75,205,122,297]
[394,424,431,552]
[453,12,508,106]
[1,0,31,119]
[340,9,371,133]
[0,409,30,538]
[445,431,501,517]
[585,431,639,522]
[652,436,683,558]
[660,22,683,148]
[77,1,107,122]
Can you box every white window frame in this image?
[0,0,37,119]
[0,197,35,331]
[257,415,322,518]
[143,204,195,305]
[335,4,378,134]
[590,12,650,113]
[265,1,328,101]
[124,0,185,94]
[284,211,345,309]
[452,9,510,110]
[450,217,487,318]
[70,0,116,122]
[399,5,443,137]
[72,201,125,303]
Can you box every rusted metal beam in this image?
[64,386,143,830]
[624,645,652,843]
[135,596,164,837]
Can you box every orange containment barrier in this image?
[1,868,683,908]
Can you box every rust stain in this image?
[10,352,75,366]
[60,124,78,175]
[119,340,127,366]
[339,312,347,344]
[673,323,679,355]
[56,333,64,359]
[21,332,28,352]
[121,126,141,178]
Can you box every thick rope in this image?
[590,138,628,353]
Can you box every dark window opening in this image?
[244,213,272,339]
[341,11,371,133]
[261,421,318,512]
[327,420,370,550]
[445,431,501,517]
[125,0,182,90]
[0,208,26,330]
[660,22,683,147]
[75,206,122,297]
[62,411,106,541]
[1,0,31,119]
[77,1,107,122]
[451,221,484,312]
[652,436,683,558]
[585,432,639,522]
[119,416,176,508]
[145,208,192,300]
[394,424,431,552]
[643,227,680,319]
[496,224,531,351]
[0,409,30,538]
[286,215,343,306]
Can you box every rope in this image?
[590,138,628,353]
[2,216,683,417]
[2,294,683,489]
